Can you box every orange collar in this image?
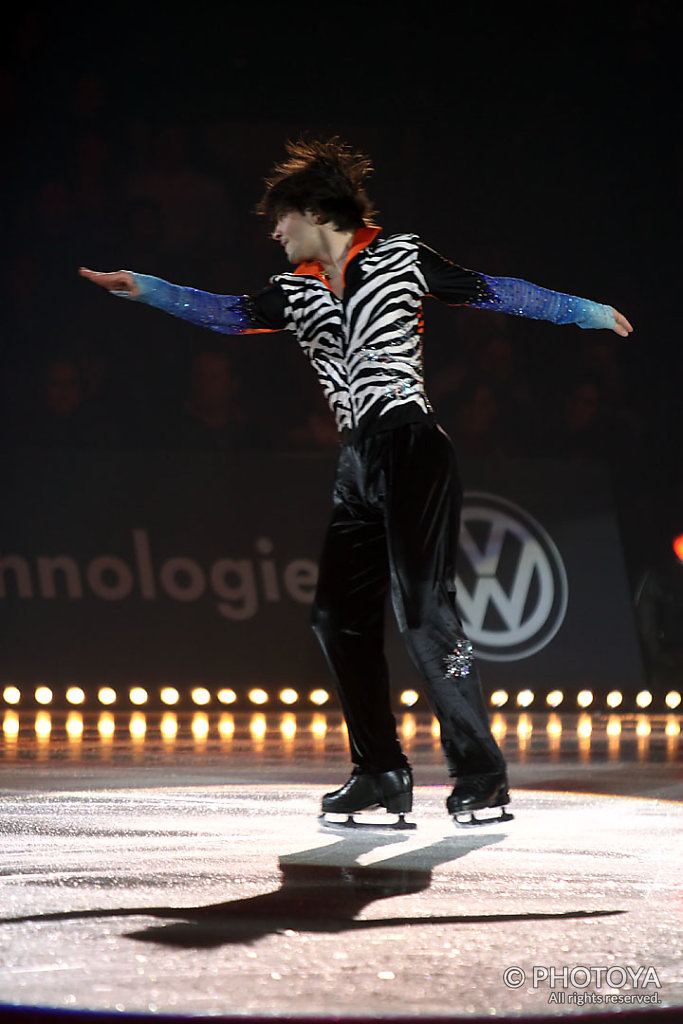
[293,226,381,287]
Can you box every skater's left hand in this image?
[612,309,633,338]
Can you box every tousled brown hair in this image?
[256,136,377,231]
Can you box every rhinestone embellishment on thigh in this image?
[444,642,474,679]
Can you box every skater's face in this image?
[271,209,323,265]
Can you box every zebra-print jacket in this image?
[128,228,615,439]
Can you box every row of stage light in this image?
[2,711,681,754]
[1,685,682,713]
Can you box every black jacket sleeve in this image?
[417,243,492,305]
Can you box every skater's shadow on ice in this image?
[125,832,624,948]
[2,832,624,950]
[126,832,498,946]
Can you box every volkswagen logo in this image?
[456,492,568,661]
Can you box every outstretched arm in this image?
[471,273,633,336]
[418,246,633,337]
[78,267,286,335]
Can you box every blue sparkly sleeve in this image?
[418,244,615,330]
[471,275,615,330]
[115,274,285,334]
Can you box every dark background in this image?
[1,1,681,593]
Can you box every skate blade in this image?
[319,812,416,833]
[452,808,514,828]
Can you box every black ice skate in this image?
[447,772,513,827]
[319,767,416,831]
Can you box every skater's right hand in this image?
[78,267,139,297]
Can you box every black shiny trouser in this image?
[311,421,506,778]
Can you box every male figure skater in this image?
[80,138,633,826]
